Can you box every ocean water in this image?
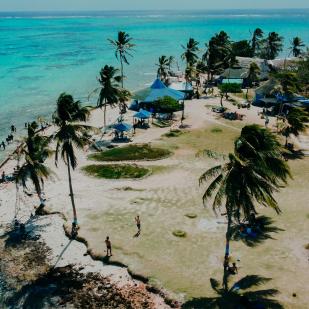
[0,9,309,161]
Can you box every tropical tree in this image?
[118,89,132,114]
[156,55,169,82]
[199,125,290,268]
[16,121,53,214]
[296,50,309,95]
[247,62,261,86]
[232,40,253,58]
[260,32,283,60]
[53,93,93,235]
[108,31,135,88]
[251,28,264,56]
[283,108,309,146]
[181,38,199,68]
[290,37,305,57]
[167,56,175,71]
[90,65,122,127]
[182,275,283,309]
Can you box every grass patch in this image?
[82,164,151,179]
[185,213,197,219]
[88,144,171,162]
[210,127,223,133]
[172,230,187,238]
[163,129,184,138]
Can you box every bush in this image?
[156,96,181,113]
[172,230,187,238]
[82,164,150,179]
[219,83,242,94]
[88,144,171,161]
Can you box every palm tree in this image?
[290,37,305,57]
[16,121,53,214]
[156,55,169,82]
[90,65,122,127]
[118,89,132,114]
[181,38,199,68]
[183,275,283,308]
[260,32,283,60]
[108,31,135,88]
[283,108,309,146]
[167,56,175,71]
[199,125,290,265]
[53,93,93,235]
[251,28,263,56]
[247,62,260,87]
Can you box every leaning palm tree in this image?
[156,55,169,82]
[118,89,132,114]
[53,93,93,234]
[289,37,305,57]
[108,31,135,88]
[90,65,122,127]
[199,125,290,265]
[16,121,53,214]
[260,32,283,60]
[182,275,283,309]
[181,38,199,68]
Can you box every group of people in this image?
[105,215,141,257]
[0,124,17,151]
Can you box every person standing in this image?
[105,236,112,256]
[135,215,141,234]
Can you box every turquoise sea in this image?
[0,9,309,161]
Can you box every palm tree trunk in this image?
[104,104,107,128]
[120,56,124,88]
[223,211,232,291]
[67,153,77,225]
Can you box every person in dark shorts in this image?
[105,236,112,256]
[135,215,141,232]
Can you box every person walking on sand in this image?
[135,215,141,233]
[1,141,5,150]
[105,236,112,256]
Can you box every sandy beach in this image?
[1,95,309,308]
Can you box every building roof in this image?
[222,78,243,84]
[221,67,248,79]
[144,79,185,103]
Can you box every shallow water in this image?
[0,9,309,161]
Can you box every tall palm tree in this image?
[156,55,169,82]
[16,121,53,214]
[251,28,263,56]
[53,93,92,234]
[90,65,122,127]
[181,38,199,68]
[290,37,305,57]
[261,32,283,60]
[108,31,135,88]
[199,125,290,265]
[167,56,175,71]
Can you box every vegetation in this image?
[108,31,135,88]
[156,55,169,82]
[16,121,53,214]
[290,37,305,57]
[199,125,290,278]
[90,65,122,127]
[251,28,264,56]
[218,83,242,106]
[172,230,187,238]
[163,129,184,138]
[53,93,94,233]
[232,40,252,58]
[181,38,199,68]
[247,62,261,86]
[260,32,283,60]
[156,96,181,113]
[88,144,171,161]
[82,164,150,179]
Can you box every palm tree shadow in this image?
[283,149,304,161]
[182,275,283,309]
[230,216,284,248]
[53,240,73,268]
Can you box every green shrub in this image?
[82,164,150,179]
[219,83,242,94]
[172,230,187,238]
[88,144,171,161]
[185,213,197,219]
[211,128,223,133]
[163,129,183,138]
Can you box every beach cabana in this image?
[133,109,152,119]
[133,109,152,129]
[144,79,185,103]
[112,122,133,141]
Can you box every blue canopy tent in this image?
[113,122,133,132]
[144,79,185,103]
[133,109,152,119]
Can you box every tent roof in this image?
[144,79,185,103]
[113,122,133,132]
[134,109,152,119]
